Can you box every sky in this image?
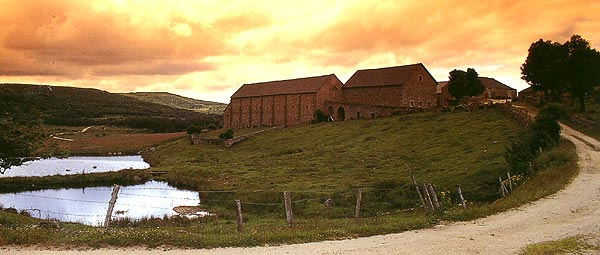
[1,0,599,103]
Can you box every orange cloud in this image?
[0,0,599,103]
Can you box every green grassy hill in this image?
[120,92,227,115]
[0,83,222,132]
[0,107,579,248]
[149,108,523,214]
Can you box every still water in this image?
[0,181,202,226]
[0,156,150,178]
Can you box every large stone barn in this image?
[224,74,343,129]
[224,63,439,129]
[330,63,439,121]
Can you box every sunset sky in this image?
[1,0,599,103]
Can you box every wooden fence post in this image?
[104,184,120,228]
[235,199,243,234]
[428,183,441,210]
[507,172,513,192]
[457,185,467,208]
[499,177,509,197]
[355,189,363,223]
[405,163,427,212]
[283,191,293,227]
[423,183,435,211]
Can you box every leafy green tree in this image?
[521,39,568,101]
[186,125,202,135]
[0,89,45,174]
[447,68,484,102]
[564,35,600,112]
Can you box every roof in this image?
[438,77,516,91]
[519,86,534,93]
[231,74,339,98]
[479,77,516,91]
[344,63,432,88]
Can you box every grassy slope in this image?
[120,92,227,115]
[0,108,579,248]
[151,109,520,208]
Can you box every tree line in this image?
[521,34,600,112]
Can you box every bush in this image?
[505,105,562,174]
[186,125,202,135]
[219,129,234,139]
[312,110,329,124]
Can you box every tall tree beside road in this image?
[521,34,600,112]
[564,35,600,112]
[521,39,568,101]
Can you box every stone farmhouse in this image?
[437,77,517,106]
[224,63,439,129]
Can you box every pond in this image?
[0,156,150,178]
[0,180,204,226]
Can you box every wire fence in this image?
[0,168,525,231]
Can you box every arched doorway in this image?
[337,107,345,121]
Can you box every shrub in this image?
[312,109,329,124]
[219,129,234,139]
[505,105,562,174]
[186,125,202,135]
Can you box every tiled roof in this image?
[438,77,516,90]
[231,74,338,98]
[479,77,516,90]
[344,63,427,88]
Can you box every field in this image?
[151,108,521,204]
[0,107,579,248]
[36,125,186,156]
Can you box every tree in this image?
[521,39,568,101]
[186,125,202,135]
[447,68,484,102]
[564,35,600,112]
[0,89,45,174]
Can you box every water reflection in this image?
[0,156,150,178]
[0,181,201,226]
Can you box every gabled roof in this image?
[344,63,433,88]
[438,77,517,91]
[519,86,534,93]
[231,74,339,98]
[479,77,516,91]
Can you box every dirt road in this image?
[4,124,600,255]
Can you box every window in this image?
[418,75,423,82]
[410,101,414,107]
[371,112,375,118]
[357,112,361,119]
[418,101,422,107]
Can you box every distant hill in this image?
[0,84,222,132]
[120,92,227,115]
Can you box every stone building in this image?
[224,74,343,129]
[224,63,439,129]
[438,77,517,105]
[330,63,438,121]
[479,77,517,99]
